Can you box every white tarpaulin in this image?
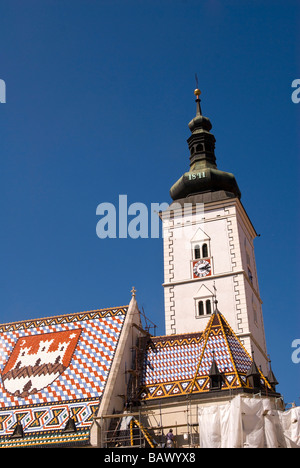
[198,396,242,448]
[279,406,300,448]
[241,397,264,448]
[198,395,300,448]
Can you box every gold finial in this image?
[131,286,136,297]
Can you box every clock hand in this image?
[198,263,210,270]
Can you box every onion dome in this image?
[170,88,241,201]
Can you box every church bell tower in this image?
[162,88,269,372]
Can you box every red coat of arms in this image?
[2,329,81,398]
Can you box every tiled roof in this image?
[140,311,272,401]
[0,306,127,447]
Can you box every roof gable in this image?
[140,311,271,401]
[190,226,210,243]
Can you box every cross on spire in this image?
[213,281,219,314]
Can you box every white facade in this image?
[162,196,269,373]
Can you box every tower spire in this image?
[187,87,216,170]
[169,86,241,201]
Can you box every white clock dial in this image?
[193,259,211,278]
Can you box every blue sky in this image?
[0,0,299,404]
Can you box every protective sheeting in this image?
[279,406,300,448]
[119,415,134,430]
[198,395,300,448]
[198,397,241,448]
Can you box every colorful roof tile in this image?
[0,306,127,447]
[140,311,272,401]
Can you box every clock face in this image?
[193,259,211,278]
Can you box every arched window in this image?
[206,300,212,315]
[202,243,208,258]
[198,301,204,316]
[194,245,200,259]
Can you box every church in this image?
[0,89,298,448]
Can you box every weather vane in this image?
[194,73,201,97]
[213,281,219,313]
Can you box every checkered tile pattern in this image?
[143,341,203,385]
[196,334,235,375]
[227,334,252,373]
[0,308,127,436]
[143,332,236,385]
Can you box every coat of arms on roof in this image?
[2,329,82,398]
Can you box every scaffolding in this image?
[95,401,200,448]
[125,324,152,407]
[94,319,201,448]
[98,411,157,448]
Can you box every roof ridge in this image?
[217,312,272,390]
[0,305,129,329]
[187,310,255,394]
[217,311,243,387]
[187,313,216,394]
[151,330,203,341]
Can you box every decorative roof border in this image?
[0,396,99,413]
[0,306,128,333]
[151,332,203,349]
[0,428,90,448]
[140,371,252,401]
[0,398,100,436]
